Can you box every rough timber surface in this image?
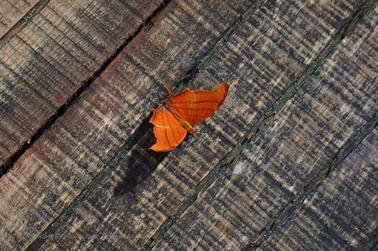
[0,0,255,249]
[153,5,378,250]
[0,0,164,169]
[258,128,378,250]
[0,0,39,38]
[27,0,377,250]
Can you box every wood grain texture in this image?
[0,0,164,167]
[0,0,40,38]
[31,0,375,250]
[0,0,255,249]
[257,128,378,250]
[153,5,378,249]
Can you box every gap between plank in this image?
[0,0,50,43]
[25,0,268,249]
[146,0,377,248]
[245,114,378,250]
[0,0,172,177]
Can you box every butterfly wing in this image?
[169,82,228,125]
[149,106,187,152]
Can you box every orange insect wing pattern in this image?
[149,82,229,152]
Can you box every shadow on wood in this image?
[113,117,168,203]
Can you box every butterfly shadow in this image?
[113,116,168,204]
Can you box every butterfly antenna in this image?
[162,82,173,98]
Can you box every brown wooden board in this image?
[152,5,378,250]
[27,0,377,250]
[0,0,40,38]
[256,128,378,250]
[0,0,164,168]
[0,0,256,249]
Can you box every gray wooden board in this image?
[257,128,378,250]
[152,5,378,250]
[30,0,376,250]
[0,0,164,167]
[0,0,255,249]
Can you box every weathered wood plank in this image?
[0,0,40,38]
[152,5,378,250]
[257,128,378,250]
[0,0,164,168]
[0,0,255,249]
[31,0,375,250]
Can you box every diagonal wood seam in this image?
[245,113,378,250]
[154,0,268,97]
[25,0,268,249]
[0,0,50,43]
[25,116,155,250]
[0,0,173,177]
[145,0,378,248]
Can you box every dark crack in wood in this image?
[145,0,377,248]
[244,113,377,250]
[0,0,172,177]
[0,0,50,43]
[25,0,268,249]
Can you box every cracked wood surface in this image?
[19,0,377,250]
[153,5,377,250]
[0,0,377,250]
[0,0,164,169]
[0,0,255,249]
[0,0,40,38]
[257,128,378,250]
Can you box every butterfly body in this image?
[170,110,195,133]
[150,82,228,152]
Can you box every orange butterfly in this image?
[149,82,229,152]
